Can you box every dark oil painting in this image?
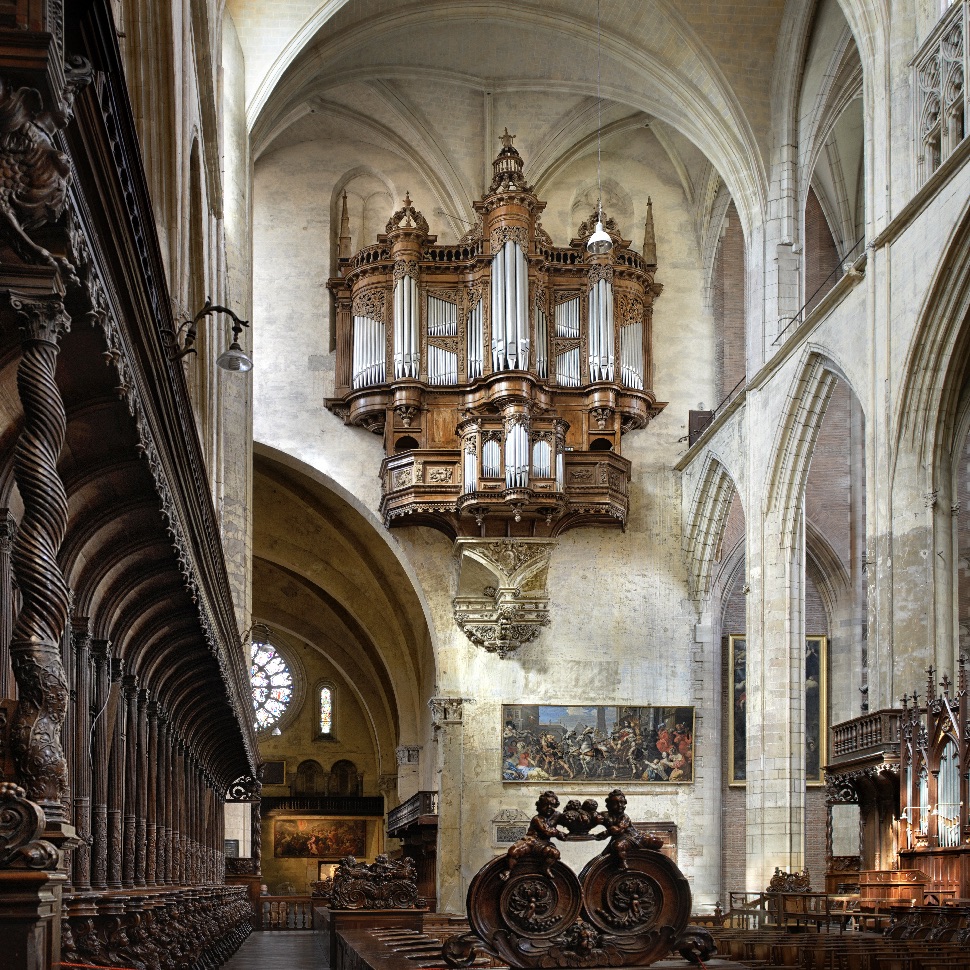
[273,818,367,859]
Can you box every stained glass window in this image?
[319,685,333,736]
[251,640,293,731]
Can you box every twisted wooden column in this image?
[89,641,109,890]
[0,510,16,698]
[7,293,73,830]
[71,618,92,892]
[251,797,262,872]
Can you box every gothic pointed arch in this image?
[684,453,742,603]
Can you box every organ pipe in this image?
[393,275,420,379]
[556,348,580,387]
[588,277,615,382]
[620,321,644,389]
[467,299,483,379]
[505,417,530,488]
[535,304,548,378]
[491,241,529,371]
[353,316,386,388]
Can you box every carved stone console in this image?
[453,538,555,657]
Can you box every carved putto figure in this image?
[445,788,712,969]
[502,790,563,879]
[595,788,662,867]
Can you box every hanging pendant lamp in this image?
[587,0,613,256]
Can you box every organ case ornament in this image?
[327,132,665,538]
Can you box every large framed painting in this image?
[502,705,695,783]
[728,634,827,785]
[728,635,747,784]
[273,818,367,859]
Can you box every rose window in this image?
[251,640,293,731]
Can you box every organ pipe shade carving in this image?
[326,132,666,538]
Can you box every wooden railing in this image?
[259,895,314,930]
[387,791,438,835]
[830,708,902,758]
[261,794,384,814]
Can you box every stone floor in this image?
[221,930,746,970]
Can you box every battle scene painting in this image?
[273,818,367,859]
[502,705,695,783]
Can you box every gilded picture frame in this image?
[728,634,827,785]
[502,705,695,783]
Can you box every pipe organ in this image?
[327,131,666,537]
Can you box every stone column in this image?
[71,619,93,894]
[429,696,465,914]
[89,642,110,891]
[744,499,807,890]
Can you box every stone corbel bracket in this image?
[452,538,556,658]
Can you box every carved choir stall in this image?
[0,3,256,969]
[326,131,665,539]
[824,658,969,904]
[441,789,713,968]
[898,661,970,899]
[315,854,425,968]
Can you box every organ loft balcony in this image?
[325,131,666,538]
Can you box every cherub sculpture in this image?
[502,790,564,879]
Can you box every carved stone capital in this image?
[378,773,399,795]
[8,291,72,345]
[429,697,466,728]
[453,538,555,658]
[396,745,421,767]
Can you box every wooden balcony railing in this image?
[830,709,902,759]
[259,895,314,930]
[387,791,438,835]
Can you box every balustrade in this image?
[915,0,969,184]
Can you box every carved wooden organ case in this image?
[326,134,666,538]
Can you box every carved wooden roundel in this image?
[578,845,691,942]
[467,856,582,948]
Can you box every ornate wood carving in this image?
[766,868,811,893]
[7,288,73,830]
[327,134,666,539]
[324,853,419,910]
[443,789,710,968]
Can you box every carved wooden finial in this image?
[901,693,909,710]
[338,190,352,260]
[500,127,515,149]
[403,191,412,208]
[926,665,936,700]
[941,672,952,696]
[959,653,967,692]
[642,196,656,266]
